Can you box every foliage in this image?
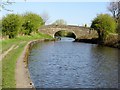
[84,24,87,27]
[2,14,23,38]
[91,14,117,43]
[22,12,44,35]
[0,19,2,37]
[52,19,67,25]
[2,12,44,39]
[117,17,120,33]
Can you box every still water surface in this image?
[28,37,118,88]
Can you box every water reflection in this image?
[55,37,75,42]
[28,37,119,88]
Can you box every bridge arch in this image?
[54,30,77,39]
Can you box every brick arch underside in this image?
[53,29,77,38]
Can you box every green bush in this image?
[22,12,44,35]
[91,14,117,43]
[2,14,23,38]
[0,19,2,37]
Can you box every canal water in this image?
[28,37,119,88]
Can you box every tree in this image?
[0,19,2,38]
[107,1,119,19]
[2,14,23,38]
[117,17,120,33]
[41,11,50,25]
[52,19,67,25]
[22,12,44,35]
[91,14,117,44]
[118,1,120,18]
[0,0,26,11]
[0,0,14,11]
[84,24,87,27]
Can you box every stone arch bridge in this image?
[39,25,98,39]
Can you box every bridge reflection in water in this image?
[57,37,75,42]
[28,37,118,88]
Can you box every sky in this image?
[1,1,111,26]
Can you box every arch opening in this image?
[54,30,76,39]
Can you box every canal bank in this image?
[15,38,57,89]
[2,33,54,88]
[75,34,120,49]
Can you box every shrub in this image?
[22,12,44,35]
[2,14,23,38]
[91,14,117,43]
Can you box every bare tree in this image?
[52,19,67,25]
[41,11,50,25]
[0,0,26,12]
[107,0,119,19]
[118,1,120,18]
[0,0,15,11]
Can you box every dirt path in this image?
[15,42,34,89]
[0,45,15,61]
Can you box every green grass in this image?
[2,42,27,88]
[2,33,52,53]
[0,61,2,90]
[2,33,53,88]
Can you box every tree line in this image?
[1,1,120,42]
[2,12,44,38]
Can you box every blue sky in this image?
[2,2,110,26]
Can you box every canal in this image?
[28,37,119,88]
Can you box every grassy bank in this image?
[2,33,52,53]
[1,33,53,88]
